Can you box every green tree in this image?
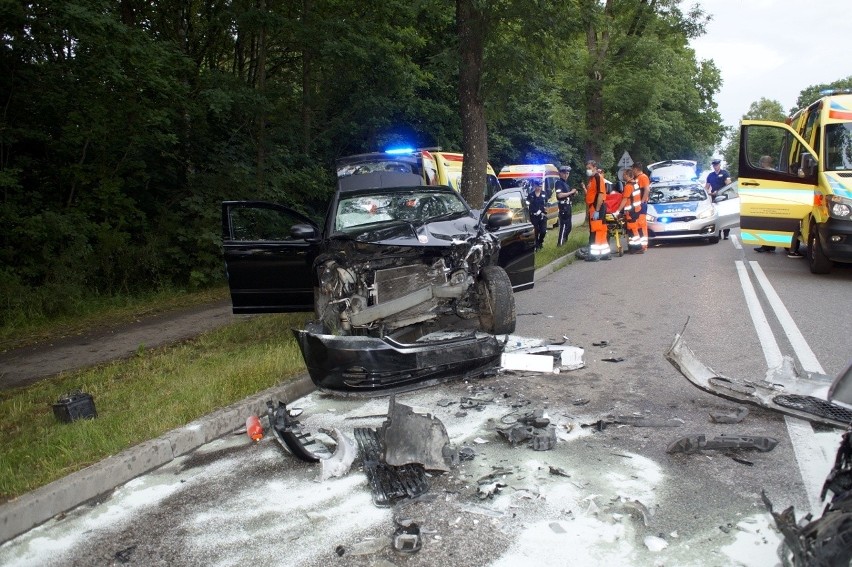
[794,76,852,112]
[721,98,786,178]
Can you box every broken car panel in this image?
[223,176,535,393]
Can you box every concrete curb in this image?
[0,374,316,544]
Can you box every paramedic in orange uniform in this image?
[631,162,650,251]
[619,168,644,254]
[585,160,611,261]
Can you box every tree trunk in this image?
[256,0,267,189]
[301,0,313,155]
[457,0,488,207]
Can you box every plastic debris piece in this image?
[572,398,590,406]
[500,353,554,373]
[592,341,609,347]
[709,406,749,424]
[666,434,779,454]
[549,466,571,477]
[644,535,668,552]
[354,427,429,507]
[392,522,422,554]
[114,545,136,564]
[245,415,264,442]
[348,538,387,556]
[318,428,357,480]
[382,397,452,472]
[458,446,476,461]
[731,456,754,466]
[473,437,488,444]
[266,400,332,462]
[612,415,684,427]
[622,499,652,527]
[478,481,507,499]
[602,357,624,363]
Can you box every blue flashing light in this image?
[385,147,415,155]
[650,176,660,182]
[660,217,671,224]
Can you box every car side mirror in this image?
[291,223,318,240]
[486,212,512,230]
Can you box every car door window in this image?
[230,206,302,241]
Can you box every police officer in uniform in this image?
[526,178,550,250]
[555,165,577,246]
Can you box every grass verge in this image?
[535,220,589,270]
[0,285,231,352]
[0,312,310,502]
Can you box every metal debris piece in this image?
[114,545,136,564]
[602,357,624,363]
[592,341,609,347]
[666,434,779,454]
[354,428,429,507]
[549,466,571,478]
[392,522,422,554]
[318,428,358,480]
[709,406,750,424]
[763,428,852,567]
[665,328,851,428]
[612,415,684,427]
[266,400,332,462]
[382,397,452,472]
[731,456,754,466]
[458,446,476,461]
[572,398,590,406]
[477,481,507,499]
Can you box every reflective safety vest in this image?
[623,181,642,212]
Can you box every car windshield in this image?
[824,123,852,171]
[648,184,707,204]
[337,160,417,177]
[334,189,469,231]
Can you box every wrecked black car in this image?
[222,172,536,394]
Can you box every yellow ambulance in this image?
[496,164,561,227]
[738,91,852,273]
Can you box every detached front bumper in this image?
[293,329,503,395]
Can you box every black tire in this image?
[807,225,832,274]
[708,235,720,244]
[478,265,516,335]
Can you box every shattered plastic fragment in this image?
[666,434,778,454]
[644,535,668,552]
[318,428,357,481]
[548,466,571,478]
[392,522,422,554]
[382,397,452,472]
[709,406,749,424]
[602,357,624,363]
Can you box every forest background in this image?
[0,0,783,325]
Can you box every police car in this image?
[646,181,734,244]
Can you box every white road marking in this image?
[735,261,829,515]
[730,234,742,250]
[749,262,825,375]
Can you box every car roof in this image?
[648,160,697,170]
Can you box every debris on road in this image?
[114,545,136,564]
[763,429,852,567]
[245,415,263,442]
[496,409,557,451]
[392,521,422,554]
[318,428,357,480]
[666,434,778,454]
[381,397,452,472]
[665,328,852,428]
[354,427,429,507]
[643,535,668,552]
[601,357,624,363]
[709,405,749,424]
[266,400,332,462]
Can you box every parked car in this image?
[646,181,739,244]
[648,160,699,183]
[221,172,536,393]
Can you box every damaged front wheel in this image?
[478,265,516,335]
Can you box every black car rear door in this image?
[221,201,319,313]
[483,189,536,291]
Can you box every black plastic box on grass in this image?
[52,391,97,423]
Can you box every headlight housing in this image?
[697,205,716,220]
[827,195,852,220]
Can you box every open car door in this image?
[221,201,319,313]
[482,188,536,291]
[738,120,818,248]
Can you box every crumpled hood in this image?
[649,202,703,215]
[347,216,481,247]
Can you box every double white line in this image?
[735,260,834,515]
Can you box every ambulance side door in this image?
[737,120,818,246]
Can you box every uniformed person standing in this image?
[585,160,611,261]
[631,162,651,251]
[555,165,577,246]
[526,178,550,251]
